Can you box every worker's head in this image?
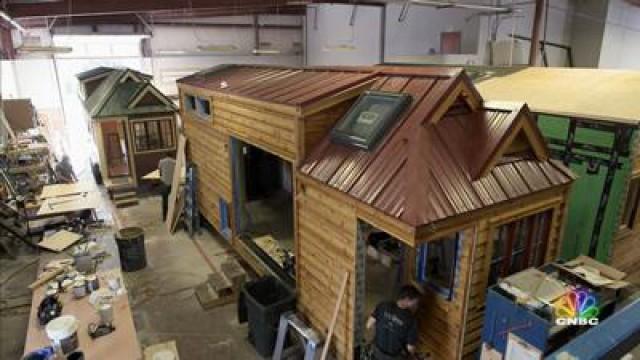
[396,285,421,312]
[62,155,70,163]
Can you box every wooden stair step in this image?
[112,191,137,200]
[114,198,139,208]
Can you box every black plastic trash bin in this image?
[242,276,296,357]
[115,227,147,272]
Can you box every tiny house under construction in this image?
[177,65,575,360]
[77,67,178,193]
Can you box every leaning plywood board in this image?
[39,181,98,199]
[37,191,101,216]
[38,230,82,252]
[166,134,187,232]
[476,67,640,125]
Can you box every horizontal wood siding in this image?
[296,178,358,360]
[300,99,355,159]
[212,98,298,162]
[181,89,232,232]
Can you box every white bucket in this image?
[45,315,79,355]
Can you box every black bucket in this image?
[115,227,147,272]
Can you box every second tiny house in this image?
[177,65,575,359]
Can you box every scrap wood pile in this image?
[1,102,56,198]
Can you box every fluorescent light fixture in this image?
[410,0,512,13]
[252,48,282,55]
[155,49,189,55]
[17,45,73,54]
[323,44,357,52]
[0,11,28,33]
[197,44,239,52]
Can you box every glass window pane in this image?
[331,91,411,150]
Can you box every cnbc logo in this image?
[553,288,600,326]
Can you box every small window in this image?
[196,97,211,117]
[416,232,460,299]
[622,177,640,230]
[331,91,411,151]
[184,93,211,120]
[184,94,196,112]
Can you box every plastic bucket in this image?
[115,227,147,272]
[45,315,79,355]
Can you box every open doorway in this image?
[101,120,130,178]
[231,138,294,273]
[361,223,408,327]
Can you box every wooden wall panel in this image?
[300,99,355,159]
[212,98,298,162]
[183,105,232,233]
[296,178,358,360]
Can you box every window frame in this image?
[330,90,412,151]
[130,117,176,154]
[621,176,640,231]
[415,232,461,300]
[183,92,211,121]
[488,210,553,287]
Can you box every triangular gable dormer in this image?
[468,101,549,180]
[127,83,175,109]
[120,69,142,83]
[428,72,483,125]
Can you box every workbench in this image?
[23,232,142,359]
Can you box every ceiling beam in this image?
[5,0,299,19]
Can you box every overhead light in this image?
[252,49,282,55]
[197,44,239,52]
[323,44,357,52]
[155,49,189,55]
[410,0,512,13]
[0,11,28,34]
[17,45,73,54]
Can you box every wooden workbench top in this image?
[23,238,142,359]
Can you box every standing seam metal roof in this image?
[177,65,378,109]
[299,69,575,228]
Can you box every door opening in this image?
[101,120,130,178]
[231,138,294,275]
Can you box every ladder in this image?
[184,163,200,238]
[272,311,323,360]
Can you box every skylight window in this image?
[331,91,411,150]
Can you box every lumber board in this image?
[165,134,186,232]
[321,271,349,360]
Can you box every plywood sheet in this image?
[477,67,640,124]
[40,181,98,199]
[37,230,82,252]
[37,191,101,216]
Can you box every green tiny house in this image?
[474,67,640,275]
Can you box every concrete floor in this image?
[0,194,263,360]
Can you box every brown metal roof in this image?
[300,70,575,229]
[177,65,377,109]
